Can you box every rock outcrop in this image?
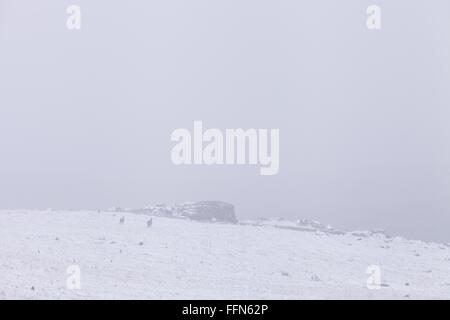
[130,201,238,224]
[177,201,237,223]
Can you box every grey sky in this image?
[1,0,449,242]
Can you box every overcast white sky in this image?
[1,0,449,242]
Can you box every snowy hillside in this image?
[1,209,449,299]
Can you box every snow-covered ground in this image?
[1,209,449,299]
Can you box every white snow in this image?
[1,209,449,299]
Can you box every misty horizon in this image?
[1,0,450,243]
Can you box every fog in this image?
[1,0,449,242]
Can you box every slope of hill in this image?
[1,209,449,299]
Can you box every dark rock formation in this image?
[179,201,237,223]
